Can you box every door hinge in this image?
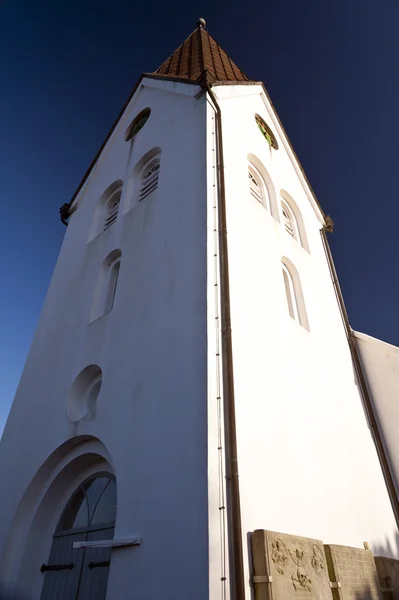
[40,562,74,573]
[88,560,110,569]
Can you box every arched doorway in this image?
[40,474,116,600]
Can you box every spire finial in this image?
[197,17,206,29]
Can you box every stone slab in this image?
[374,556,399,599]
[251,529,332,600]
[324,544,382,600]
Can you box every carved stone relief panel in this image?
[251,530,332,600]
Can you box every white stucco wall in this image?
[0,78,211,600]
[1,74,398,600]
[211,84,399,597]
[355,331,399,510]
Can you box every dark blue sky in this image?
[1,1,398,428]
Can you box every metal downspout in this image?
[205,85,246,600]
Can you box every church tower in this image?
[0,20,397,600]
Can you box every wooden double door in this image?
[40,475,116,600]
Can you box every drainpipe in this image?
[320,225,399,529]
[205,84,246,600]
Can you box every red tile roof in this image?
[150,21,253,84]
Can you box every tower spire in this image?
[149,20,253,84]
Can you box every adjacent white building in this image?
[0,19,398,600]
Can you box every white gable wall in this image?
[211,84,398,597]
[0,74,397,600]
[0,78,211,600]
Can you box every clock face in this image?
[255,114,279,150]
[125,107,151,141]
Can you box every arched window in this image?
[280,191,309,251]
[281,199,297,238]
[281,260,309,329]
[139,159,160,202]
[90,250,122,322]
[104,189,121,231]
[282,263,299,321]
[58,476,117,532]
[40,475,116,600]
[248,164,269,209]
[105,258,120,313]
[88,181,123,242]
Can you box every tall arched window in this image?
[104,189,121,231]
[40,475,116,600]
[105,258,120,313]
[139,158,160,202]
[90,250,122,322]
[282,263,299,321]
[248,164,269,209]
[281,260,309,329]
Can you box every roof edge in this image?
[64,74,145,213]
[63,75,258,216]
[259,83,327,223]
[353,331,399,353]
[63,77,327,226]
[211,80,263,87]
[142,73,200,86]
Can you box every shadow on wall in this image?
[327,533,399,600]
[372,531,399,600]
[373,530,399,562]
[352,584,380,600]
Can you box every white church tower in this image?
[0,19,398,600]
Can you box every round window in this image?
[125,107,151,142]
[255,114,279,150]
[66,365,102,422]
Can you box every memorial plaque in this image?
[251,530,332,600]
[324,544,382,600]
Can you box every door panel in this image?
[40,532,85,600]
[77,528,114,600]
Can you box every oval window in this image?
[125,107,151,141]
[255,114,279,150]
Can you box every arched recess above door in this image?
[0,436,114,600]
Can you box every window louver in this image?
[248,170,263,204]
[104,194,121,231]
[139,163,160,202]
[282,206,294,237]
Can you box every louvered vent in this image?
[104,192,121,231]
[139,162,160,202]
[248,170,263,204]
[282,206,294,236]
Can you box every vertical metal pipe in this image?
[206,86,246,600]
